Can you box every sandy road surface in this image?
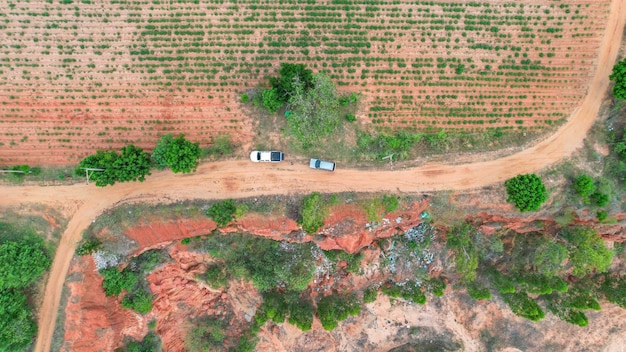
[0,0,622,350]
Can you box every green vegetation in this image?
[151,134,202,173]
[363,286,378,303]
[255,290,314,331]
[99,249,168,314]
[573,174,595,201]
[425,277,447,297]
[269,63,313,105]
[610,58,626,100]
[206,199,237,227]
[446,223,479,283]
[563,226,613,278]
[501,291,545,322]
[286,72,342,149]
[76,237,102,256]
[299,192,328,234]
[504,173,548,212]
[316,293,361,331]
[324,249,364,274]
[185,315,228,352]
[203,134,236,159]
[193,233,316,292]
[75,145,151,187]
[357,131,422,160]
[0,222,52,351]
[116,332,162,352]
[203,264,229,289]
[381,281,427,304]
[382,195,399,213]
[466,281,491,300]
[261,88,283,114]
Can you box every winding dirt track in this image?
[0,0,622,350]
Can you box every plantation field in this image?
[0,0,611,165]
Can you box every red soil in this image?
[123,218,216,252]
[60,256,147,352]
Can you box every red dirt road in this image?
[0,0,623,350]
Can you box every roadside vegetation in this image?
[0,222,52,351]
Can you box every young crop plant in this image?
[504,174,548,212]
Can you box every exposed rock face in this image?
[62,202,626,351]
[60,256,148,352]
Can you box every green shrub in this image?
[363,286,378,303]
[345,113,356,122]
[488,270,515,294]
[207,199,237,227]
[269,63,313,104]
[609,57,626,99]
[288,298,314,331]
[100,268,138,297]
[573,174,595,200]
[204,264,229,289]
[299,192,328,234]
[446,223,479,283]
[76,237,102,256]
[203,134,236,159]
[597,210,608,222]
[381,194,399,213]
[261,88,283,113]
[381,281,426,304]
[425,277,446,297]
[317,293,361,331]
[117,332,162,352]
[599,274,626,308]
[501,291,545,321]
[185,316,227,351]
[121,288,153,314]
[180,238,191,245]
[504,174,548,212]
[563,226,613,278]
[590,192,609,207]
[467,281,491,300]
[241,93,249,103]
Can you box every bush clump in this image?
[299,192,328,234]
[504,173,548,212]
[207,199,237,227]
[316,293,362,331]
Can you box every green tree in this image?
[269,63,314,103]
[286,73,341,148]
[206,199,237,227]
[573,174,595,200]
[151,134,201,173]
[121,288,153,314]
[0,239,50,290]
[504,174,548,212]
[590,192,610,207]
[76,145,151,186]
[0,289,37,352]
[609,57,626,100]
[532,239,568,277]
[563,226,613,278]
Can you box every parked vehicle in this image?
[309,158,335,171]
[250,151,284,162]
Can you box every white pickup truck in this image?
[250,151,285,162]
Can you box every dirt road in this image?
[0,0,622,350]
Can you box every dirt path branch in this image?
[0,0,622,350]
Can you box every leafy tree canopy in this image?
[286,73,341,149]
[504,174,548,212]
[269,63,314,104]
[206,199,237,227]
[151,134,201,173]
[573,174,595,199]
[0,238,50,291]
[299,192,328,234]
[609,58,626,100]
[76,145,151,186]
[563,226,613,278]
[0,289,37,352]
